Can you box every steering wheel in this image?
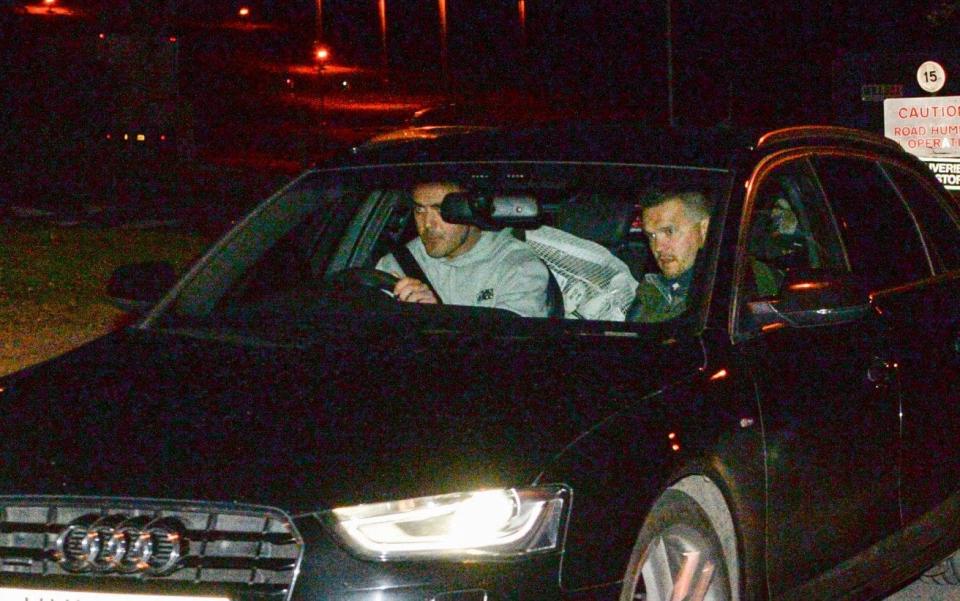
[329,268,400,294]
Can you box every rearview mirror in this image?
[107,261,177,315]
[746,269,871,330]
[441,192,541,229]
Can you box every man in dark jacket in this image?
[627,190,711,322]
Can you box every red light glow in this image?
[98,33,105,39]
[315,48,329,61]
[709,369,728,381]
[438,0,447,35]
[518,1,527,45]
[26,2,74,15]
[168,36,177,43]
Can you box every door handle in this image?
[866,357,896,385]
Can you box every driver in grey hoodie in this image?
[376,181,551,318]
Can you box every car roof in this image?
[330,121,915,174]
[333,120,758,170]
[753,125,905,155]
[356,125,496,150]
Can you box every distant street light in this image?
[238,7,250,17]
[379,0,388,71]
[438,0,449,89]
[312,43,332,133]
[518,0,526,46]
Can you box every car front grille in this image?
[0,498,302,601]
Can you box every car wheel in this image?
[620,489,732,601]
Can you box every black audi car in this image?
[2,122,960,601]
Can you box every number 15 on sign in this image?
[918,61,947,93]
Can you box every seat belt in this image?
[392,245,444,304]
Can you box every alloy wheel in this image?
[633,523,727,601]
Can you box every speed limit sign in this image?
[917,61,946,93]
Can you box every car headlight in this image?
[322,486,568,561]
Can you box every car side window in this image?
[881,163,960,272]
[813,156,933,290]
[741,159,845,300]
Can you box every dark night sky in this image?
[3,0,959,207]
[311,0,958,126]
[4,0,959,129]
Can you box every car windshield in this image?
[151,162,731,340]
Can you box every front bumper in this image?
[291,515,562,601]
[0,498,563,601]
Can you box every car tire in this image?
[620,489,732,601]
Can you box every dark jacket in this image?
[626,269,693,322]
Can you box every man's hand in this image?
[393,276,439,304]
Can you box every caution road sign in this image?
[884,96,960,157]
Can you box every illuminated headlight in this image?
[323,486,567,561]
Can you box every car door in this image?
[732,152,901,596]
[825,157,960,524]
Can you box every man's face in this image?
[642,198,710,279]
[412,182,479,259]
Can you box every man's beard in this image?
[423,228,470,258]
[656,254,677,272]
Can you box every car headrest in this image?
[556,194,633,247]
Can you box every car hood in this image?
[0,311,702,513]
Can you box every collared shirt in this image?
[376,229,551,317]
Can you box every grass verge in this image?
[0,223,209,376]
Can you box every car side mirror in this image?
[746,269,871,330]
[441,192,541,228]
[106,261,177,314]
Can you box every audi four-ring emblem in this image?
[55,514,186,575]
